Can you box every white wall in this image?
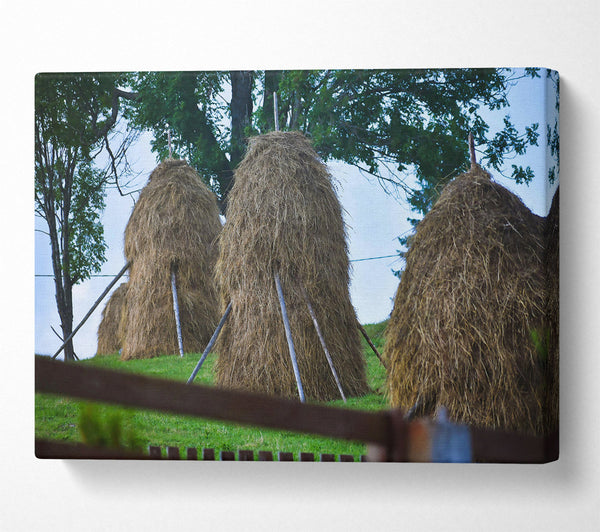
[2,1,599,530]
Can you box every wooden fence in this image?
[34,357,558,463]
[34,439,366,462]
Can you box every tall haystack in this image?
[215,131,368,401]
[384,165,546,434]
[544,187,559,431]
[96,282,128,356]
[120,159,222,360]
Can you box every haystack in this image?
[120,159,221,360]
[96,282,128,355]
[215,131,368,401]
[384,165,546,434]
[544,187,559,431]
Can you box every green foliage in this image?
[35,73,126,284]
[78,403,143,451]
[123,68,541,223]
[68,162,107,282]
[123,71,231,195]
[268,69,540,218]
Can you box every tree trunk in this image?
[48,210,76,361]
[230,71,254,169]
[175,73,234,211]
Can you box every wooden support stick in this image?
[171,270,185,357]
[274,272,305,402]
[302,287,346,402]
[468,132,477,168]
[167,124,173,158]
[51,326,79,359]
[273,92,280,132]
[52,261,131,360]
[187,302,232,384]
[357,322,387,370]
[50,326,63,342]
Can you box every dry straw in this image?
[215,131,368,400]
[544,187,559,431]
[384,165,547,434]
[120,159,221,360]
[96,282,128,355]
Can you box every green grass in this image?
[35,321,389,460]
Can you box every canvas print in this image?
[35,69,559,462]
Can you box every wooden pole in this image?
[468,132,477,168]
[187,302,232,384]
[171,270,184,357]
[273,92,280,132]
[167,124,173,158]
[52,261,131,360]
[274,272,305,402]
[357,322,387,370]
[302,287,346,402]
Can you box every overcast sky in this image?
[34,70,559,359]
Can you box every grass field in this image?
[35,321,388,460]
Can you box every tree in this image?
[124,71,253,209]
[35,73,136,360]
[272,69,540,218]
[125,69,539,222]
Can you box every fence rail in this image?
[34,357,558,463]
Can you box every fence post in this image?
[388,408,409,462]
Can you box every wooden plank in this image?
[360,455,367,462]
[202,448,215,461]
[148,445,162,459]
[278,452,294,462]
[258,451,274,461]
[35,439,149,460]
[339,454,354,462]
[300,452,314,462]
[320,453,335,462]
[167,446,180,460]
[186,447,198,460]
[238,450,254,461]
[36,356,388,446]
[220,450,235,461]
[470,427,557,463]
[388,409,409,462]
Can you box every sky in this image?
[34,70,559,359]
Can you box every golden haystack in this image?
[214,131,368,400]
[384,165,546,434]
[96,282,128,356]
[544,187,559,431]
[120,159,221,360]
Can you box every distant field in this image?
[35,321,388,460]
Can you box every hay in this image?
[214,131,368,400]
[120,159,221,360]
[544,187,559,431]
[384,165,546,434]
[96,282,128,356]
